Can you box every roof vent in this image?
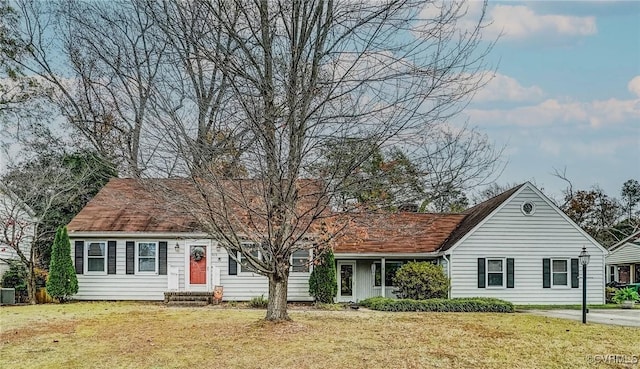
[521,201,535,216]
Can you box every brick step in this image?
[164,292,212,304]
[166,300,209,307]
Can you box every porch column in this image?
[381,258,386,297]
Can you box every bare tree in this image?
[417,124,504,211]
[144,0,494,321]
[9,0,495,320]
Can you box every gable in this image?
[606,242,640,264]
[445,183,607,255]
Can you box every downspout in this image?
[442,253,451,299]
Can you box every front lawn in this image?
[1,302,638,369]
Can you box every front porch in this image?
[608,263,640,285]
[335,256,444,302]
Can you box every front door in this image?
[188,245,209,290]
[337,261,356,302]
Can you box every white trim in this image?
[337,260,356,302]
[608,231,640,252]
[185,242,211,291]
[334,252,441,259]
[135,241,159,275]
[486,258,505,289]
[69,231,211,238]
[84,240,107,275]
[445,182,609,255]
[550,258,570,288]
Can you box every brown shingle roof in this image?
[67,178,201,233]
[332,212,466,253]
[68,178,523,254]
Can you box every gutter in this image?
[442,253,451,299]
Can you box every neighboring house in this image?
[67,179,607,304]
[605,231,640,285]
[0,184,35,277]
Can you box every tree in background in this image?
[308,249,337,304]
[46,226,77,302]
[2,149,116,267]
[621,179,640,221]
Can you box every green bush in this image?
[613,287,640,303]
[249,295,269,308]
[46,227,78,302]
[360,296,514,313]
[393,261,449,300]
[309,248,337,303]
[1,260,27,291]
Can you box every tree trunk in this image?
[27,262,37,305]
[266,268,290,321]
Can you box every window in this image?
[86,242,106,273]
[374,261,403,287]
[487,259,504,287]
[137,242,157,273]
[239,243,261,273]
[608,266,615,283]
[635,264,640,283]
[552,259,568,286]
[291,250,311,273]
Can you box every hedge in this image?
[359,296,514,313]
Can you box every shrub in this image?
[249,295,269,308]
[360,296,514,313]
[309,248,337,303]
[605,287,618,303]
[613,287,640,304]
[46,227,78,302]
[1,260,27,291]
[393,261,449,300]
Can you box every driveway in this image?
[526,309,640,327]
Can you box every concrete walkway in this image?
[526,309,640,327]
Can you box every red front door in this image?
[189,246,207,285]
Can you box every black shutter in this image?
[107,241,117,274]
[126,241,135,275]
[229,251,238,275]
[74,241,84,274]
[477,258,485,288]
[571,258,579,288]
[159,241,168,275]
[543,258,551,288]
[506,258,515,288]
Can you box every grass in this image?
[1,302,638,369]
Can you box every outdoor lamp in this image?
[175,242,180,252]
[579,246,590,266]
[579,246,590,324]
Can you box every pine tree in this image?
[309,248,337,303]
[46,226,78,302]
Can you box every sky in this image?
[455,0,640,202]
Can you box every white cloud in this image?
[419,2,597,41]
[474,73,544,103]
[628,75,640,97]
[467,97,639,128]
[487,5,597,40]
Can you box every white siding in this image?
[606,243,640,264]
[71,237,312,301]
[449,186,606,305]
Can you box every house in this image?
[67,179,607,304]
[605,231,640,285]
[0,184,34,277]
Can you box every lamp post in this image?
[579,246,591,324]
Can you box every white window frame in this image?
[551,259,569,288]
[238,243,262,275]
[136,241,158,275]
[486,258,505,288]
[85,241,107,275]
[291,249,312,273]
